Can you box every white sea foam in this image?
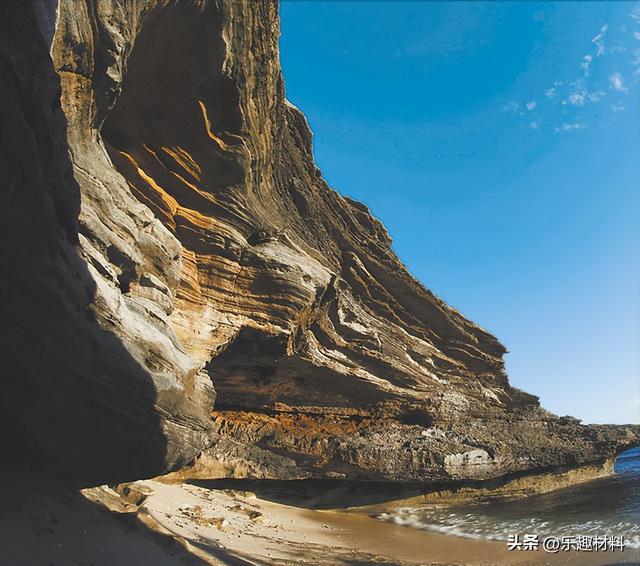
[378,449,640,549]
[376,510,640,548]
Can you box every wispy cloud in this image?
[609,72,628,91]
[554,122,586,133]
[631,5,640,76]
[501,101,520,113]
[592,24,608,56]
[633,47,640,76]
[581,54,593,77]
[568,92,585,106]
[504,15,638,134]
[588,90,606,102]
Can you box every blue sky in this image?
[280,1,640,425]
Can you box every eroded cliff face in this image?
[0,0,637,487]
[0,0,214,486]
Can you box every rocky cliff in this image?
[0,0,636,488]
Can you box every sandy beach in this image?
[3,477,635,566]
[138,479,640,566]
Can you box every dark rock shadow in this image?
[188,478,426,510]
[188,458,622,510]
[0,1,167,487]
[0,480,212,566]
[187,540,263,566]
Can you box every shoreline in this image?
[122,478,640,565]
[2,471,637,565]
[171,456,619,514]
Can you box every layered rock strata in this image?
[0,0,214,486]
[0,0,636,487]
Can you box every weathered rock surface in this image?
[0,0,213,486]
[0,0,637,487]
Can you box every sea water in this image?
[377,446,640,548]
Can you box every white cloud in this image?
[506,22,639,134]
[568,93,585,106]
[592,24,608,56]
[634,48,640,75]
[588,90,607,102]
[609,72,628,92]
[554,122,586,133]
[502,101,520,113]
[581,54,593,76]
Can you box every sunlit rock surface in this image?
[0,0,636,487]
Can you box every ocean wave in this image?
[376,510,640,548]
[377,450,640,548]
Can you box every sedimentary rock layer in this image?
[0,0,636,487]
[0,0,214,486]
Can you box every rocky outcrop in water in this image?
[0,0,637,487]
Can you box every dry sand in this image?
[1,478,637,566]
